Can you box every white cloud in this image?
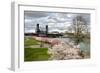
[25,28,36,33]
[24,11,90,33]
[25,19,33,23]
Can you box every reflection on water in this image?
[79,41,90,58]
[79,42,90,53]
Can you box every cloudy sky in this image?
[24,11,90,33]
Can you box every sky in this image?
[24,11,90,33]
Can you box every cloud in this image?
[24,11,90,33]
[24,11,49,18]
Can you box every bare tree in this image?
[72,16,88,44]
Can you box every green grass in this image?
[24,48,50,61]
[24,38,40,46]
[24,37,51,61]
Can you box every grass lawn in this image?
[24,37,51,61]
[24,37,40,46]
[24,48,50,61]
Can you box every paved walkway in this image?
[25,44,51,48]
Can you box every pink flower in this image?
[50,39,60,46]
